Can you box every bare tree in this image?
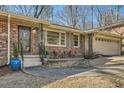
[2,5,123,30]
[94,5,123,27]
[0,5,8,11]
[56,5,80,28]
[7,5,53,20]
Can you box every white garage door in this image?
[93,37,121,55]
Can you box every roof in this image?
[85,30,123,38]
[0,10,123,38]
[0,10,49,25]
[47,24,83,34]
[95,21,124,30]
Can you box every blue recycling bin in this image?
[10,59,21,71]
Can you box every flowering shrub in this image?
[67,48,77,58]
[49,48,81,59]
[51,49,61,59]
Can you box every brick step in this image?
[0,48,6,51]
[0,57,3,59]
[23,55,39,58]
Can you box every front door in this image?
[19,26,31,53]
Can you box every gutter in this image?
[7,14,10,64]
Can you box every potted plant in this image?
[10,43,21,71]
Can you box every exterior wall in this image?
[84,34,93,55]
[45,31,85,58]
[0,16,8,66]
[80,34,85,55]
[92,33,121,55]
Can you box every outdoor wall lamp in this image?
[32,27,39,34]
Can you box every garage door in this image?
[93,36,121,55]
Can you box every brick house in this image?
[0,11,122,67]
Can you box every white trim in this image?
[7,14,10,64]
[73,33,80,48]
[59,32,61,45]
[45,29,47,46]
[44,28,66,33]
[45,30,66,47]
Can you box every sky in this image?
[5,5,124,28]
[52,5,124,25]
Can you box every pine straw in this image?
[43,70,124,88]
[0,66,13,77]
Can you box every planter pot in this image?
[10,59,21,71]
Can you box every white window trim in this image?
[45,30,66,47]
[73,33,80,48]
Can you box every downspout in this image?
[7,14,10,64]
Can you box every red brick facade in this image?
[0,16,8,66]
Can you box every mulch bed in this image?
[0,66,13,77]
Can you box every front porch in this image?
[9,16,45,67]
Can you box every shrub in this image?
[84,52,98,59]
[67,48,77,58]
[12,43,19,59]
[52,49,60,59]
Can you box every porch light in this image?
[32,29,36,34]
[32,27,39,34]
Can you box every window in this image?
[47,31,59,45]
[61,33,66,45]
[73,34,79,47]
[47,31,66,46]
[122,39,124,44]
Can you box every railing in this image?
[20,43,24,68]
[38,42,46,65]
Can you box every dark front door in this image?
[19,26,31,53]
